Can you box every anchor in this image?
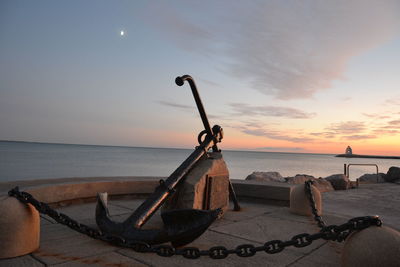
[96,75,240,247]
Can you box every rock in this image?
[0,195,40,258]
[289,183,322,216]
[285,175,334,193]
[245,171,285,182]
[358,173,386,183]
[341,226,400,267]
[385,166,400,183]
[325,174,350,190]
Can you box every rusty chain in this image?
[8,185,382,259]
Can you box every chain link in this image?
[304,180,326,228]
[8,185,382,259]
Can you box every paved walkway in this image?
[1,183,398,266]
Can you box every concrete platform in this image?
[1,178,398,266]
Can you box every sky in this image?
[1,0,400,155]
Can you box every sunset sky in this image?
[1,1,399,155]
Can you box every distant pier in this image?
[336,154,400,159]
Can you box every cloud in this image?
[141,2,215,54]
[140,1,400,99]
[388,119,400,126]
[227,1,400,99]
[241,127,314,143]
[341,97,353,102]
[384,96,400,106]
[157,100,222,120]
[256,146,305,152]
[311,121,378,140]
[372,129,399,135]
[362,113,391,119]
[370,119,400,135]
[157,100,194,111]
[325,121,366,135]
[230,103,315,119]
[341,134,376,140]
[199,79,222,88]
[309,131,336,139]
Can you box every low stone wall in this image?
[0,176,294,204]
[0,176,294,258]
[231,179,293,203]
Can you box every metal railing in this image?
[344,163,379,183]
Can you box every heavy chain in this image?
[8,185,382,259]
[304,180,326,228]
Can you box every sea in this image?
[1,141,399,182]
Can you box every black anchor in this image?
[95,75,239,247]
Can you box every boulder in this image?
[385,167,400,183]
[289,183,322,216]
[358,173,386,183]
[245,171,285,182]
[285,175,334,193]
[325,174,350,190]
[342,226,400,267]
[0,196,40,258]
[285,174,315,183]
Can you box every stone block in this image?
[245,171,285,182]
[342,226,400,267]
[0,195,40,258]
[286,175,334,193]
[162,152,229,216]
[290,184,321,216]
[231,179,293,202]
[325,174,350,190]
[385,166,400,183]
[358,173,386,183]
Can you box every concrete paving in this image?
[0,181,399,266]
[323,183,400,231]
[0,198,342,267]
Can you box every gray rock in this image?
[385,166,400,183]
[358,173,386,183]
[325,174,350,190]
[245,171,285,182]
[286,175,334,193]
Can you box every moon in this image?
[120,30,125,36]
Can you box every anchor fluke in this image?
[96,193,221,246]
[96,193,170,244]
[162,208,222,247]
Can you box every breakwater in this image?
[336,154,400,160]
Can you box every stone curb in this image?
[1,177,294,204]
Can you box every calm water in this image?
[1,141,399,182]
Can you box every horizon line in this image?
[0,139,337,155]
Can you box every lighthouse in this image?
[345,146,353,155]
